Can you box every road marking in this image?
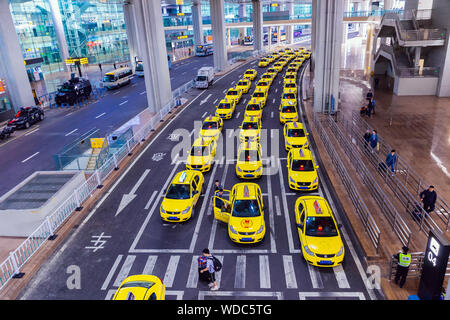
[275,195,282,216]
[144,190,158,210]
[140,91,146,95]
[113,255,136,287]
[299,292,366,300]
[272,98,276,104]
[95,112,106,119]
[243,98,247,104]
[213,255,224,288]
[199,291,283,300]
[333,265,350,289]
[271,111,274,118]
[189,128,195,137]
[223,89,227,94]
[119,100,128,106]
[213,98,218,104]
[307,263,324,289]
[186,256,199,288]
[101,255,123,290]
[142,255,158,275]
[64,112,74,117]
[113,90,121,95]
[259,255,271,289]
[131,83,137,87]
[201,112,208,118]
[200,93,212,106]
[266,170,277,253]
[115,169,151,217]
[21,152,39,163]
[235,112,240,119]
[231,80,236,85]
[275,88,278,93]
[65,128,78,137]
[228,129,234,138]
[24,128,39,136]
[163,255,180,287]
[283,255,298,289]
[234,255,246,289]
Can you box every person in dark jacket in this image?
[363,129,371,151]
[366,89,373,102]
[420,186,437,213]
[369,130,378,152]
[385,149,397,174]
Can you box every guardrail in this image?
[337,112,444,235]
[324,116,411,247]
[0,54,259,292]
[388,252,450,281]
[312,113,381,252]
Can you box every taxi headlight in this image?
[160,206,166,214]
[303,245,315,257]
[256,166,262,171]
[289,176,296,183]
[256,225,264,234]
[336,246,344,257]
[312,178,318,184]
[286,140,291,146]
[182,206,191,214]
[229,225,238,234]
[237,166,242,172]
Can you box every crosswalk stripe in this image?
[333,265,350,288]
[101,255,123,290]
[283,255,298,289]
[275,195,282,217]
[186,256,199,288]
[142,255,158,275]
[234,255,246,289]
[308,264,324,289]
[259,255,271,289]
[164,255,180,288]
[113,255,136,287]
[214,255,224,288]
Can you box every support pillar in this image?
[130,0,172,112]
[123,2,141,71]
[277,26,281,45]
[192,0,204,47]
[312,0,344,113]
[227,28,232,48]
[48,0,70,66]
[0,1,35,110]
[210,0,228,71]
[252,0,263,52]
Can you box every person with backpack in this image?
[385,149,397,174]
[199,248,221,291]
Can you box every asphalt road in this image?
[0,54,216,197]
[18,48,384,300]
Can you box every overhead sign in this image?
[90,138,106,149]
[177,35,188,40]
[65,57,89,66]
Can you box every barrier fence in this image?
[312,113,381,252]
[388,252,450,281]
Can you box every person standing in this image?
[420,186,437,214]
[366,89,373,103]
[214,180,223,192]
[363,129,371,151]
[369,130,378,152]
[385,149,397,174]
[199,248,218,290]
[394,246,411,288]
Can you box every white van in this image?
[195,66,214,89]
[103,67,133,89]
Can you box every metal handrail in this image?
[349,111,450,231]
[312,113,381,252]
[325,116,411,247]
[388,251,450,281]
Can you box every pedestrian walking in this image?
[363,129,371,151]
[366,89,373,103]
[393,246,411,288]
[385,149,397,174]
[366,99,373,117]
[369,130,378,152]
[214,180,222,192]
[420,185,437,213]
[199,248,219,291]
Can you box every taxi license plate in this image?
[319,260,333,265]
[245,174,254,177]
[240,238,254,242]
[300,187,309,190]
[167,217,179,221]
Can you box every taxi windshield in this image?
[245,71,253,74]
[253,92,265,98]
[286,75,295,79]
[232,199,261,218]
[268,69,276,73]
[166,184,191,199]
[227,90,238,95]
[281,105,296,113]
[239,150,260,162]
[218,103,231,109]
[237,81,247,86]
[288,129,305,137]
[242,122,258,130]
[283,93,296,100]
[246,104,260,111]
[262,75,271,79]
[120,281,155,289]
[285,83,296,88]
[291,159,314,172]
[305,216,338,237]
[190,146,210,156]
[202,122,217,130]
[257,82,268,86]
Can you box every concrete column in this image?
[384,0,394,10]
[48,0,70,64]
[277,26,281,45]
[286,1,294,44]
[252,0,264,52]
[0,1,35,109]
[123,2,141,71]
[227,28,232,48]
[268,26,272,50]
[312,0,344,112]
[210,0,228,71]
[414,46,421,69]
[192,0,204,47]
[131,0,172,112]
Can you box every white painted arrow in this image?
[200,93,212,106]
[115,169,150,216]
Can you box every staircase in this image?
[86,148,101,171]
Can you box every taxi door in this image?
[295,203,306,243]
[191,176,200,205]
[213,189,231,223]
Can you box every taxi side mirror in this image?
[296,223,304,230]
[306,133,309,136]
[316,165,319,169]
[338,224,342,229]
[193,190,199,195]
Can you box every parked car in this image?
[0,126,14,140]
[55,77,92,106]
[7,106,44,129]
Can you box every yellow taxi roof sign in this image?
[313,200,323,214]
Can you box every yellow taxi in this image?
[200,115,223,139]
[304,50,311,59]
[236,78,251,94]
[294,57,304,65]
[278,58,288,67]
[225,87,243,104]
[186,136,217,172]
[160,170,204,222]
[295,196,344,267]
[213,183,265,244]
[283,82,297,95]
[258,58,270,67]
[267,55,275,63]
[260,73,274,86]
[283,72,297,85]
[286,66,298,74]
[289,62,301,71]
[280,91,297,109]
[251,87,268,108]
[113,275,165,300]
[279,101,298,124]
[287,147,318,191]
[215,98,236,119]
[255,79,270,93]
[239,115,261,143]
[283,121,309,151]
[272,62,283,73]
[243,69,257,81]
[236,141,263,179]
[244,99,263,119]
[266,67,278,79]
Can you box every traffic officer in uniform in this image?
[394,246,411,288]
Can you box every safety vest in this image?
[398,253,411,267]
